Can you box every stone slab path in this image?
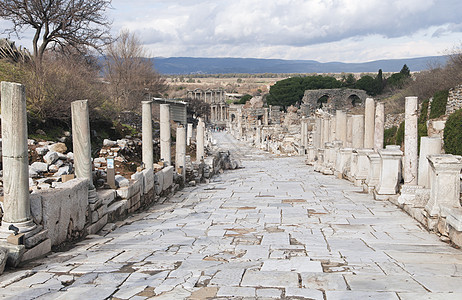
[1,132,462,299]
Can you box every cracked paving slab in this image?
[1,132,462,299]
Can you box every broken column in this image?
[403,96,418,185]
[351,115,364,149]
[187,123,193,146]
[175,125,186,178]
[0,82,36,235]
[418,137,442,188]
[196,118,205,162]
[374,102,385,151]
[314,116,322,149]
[263,108,269,126]
[142,100,154,170]
[160,104,171,165]
[364,98,375,148]
[71,100,97,203]
[346,115,353,147]
[322,116,330,147]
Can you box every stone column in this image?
[346,115,353,147]
[374,102,385,151]
[0,82,36,234]
[256,125,261,147]
[351,115,364,148]
[375,147,403,196]
[329,115,336,142]
[418,137,442,188]
[364,98,375,148]
[314,117,322,149]
[71,100,96,199]
[160,104,171,165]
[196,118,205,162]
[322,116,330,147]
[187,123,193,146]
[335,110,347,144]
[175,126,186,178]
[403,96,418,185]
[263,108,269,126]
[142,100,154,170]
[425,155,462,217]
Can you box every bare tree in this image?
[105,30,167,111]
[0,0,112,64]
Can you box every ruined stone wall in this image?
[385,113,404,129]
[446,85,462,115]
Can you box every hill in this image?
[153,56,448,75]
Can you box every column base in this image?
[0,220,37,239]
[88,188,99,204]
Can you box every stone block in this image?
[142,168,154,194]
[86,214,108,235]
[115,175,129,188]
[48,142,67,153]
[116,178,142,199]
[97,189,116,206]
[39,178,88,246]
[25,229,48,249]
[30,193,43,224]
[154,171,164,195]
[21,238,51,262]
[30,162,48,173]
[107,200,128,222]
[161,166,174,191]
[0,242,25,267]
[0,247,7,275]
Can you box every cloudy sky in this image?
[107,0,462,62]
[3,0,462,63]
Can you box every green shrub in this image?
[384,126,397,146]
[419,99,429,124]
[429,90,449,119]
[443,109,462,155]
[396,121,405,146]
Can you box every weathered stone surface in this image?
[0,247,7,275]
[39,178,89,246]
[30,162,48,173]
[48,142,67,153]
[115,175,129,188]
[161,166,174,191]
[43,151,59,165]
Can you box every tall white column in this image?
[404,96,418,185]
[72,100,94,191]
[346,115,353,147]
[364,98,375,148]
[160,104,171,165]
[374,102,385,151]
[0,82,36,234]
[176,126,186,178]
[196,118,205,162]
[351,115,364,149]
[142,100,153,170]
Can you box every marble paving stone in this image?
[216,286,256,297]
[325,291,400,299]
[285,287,324,299]
[301,273,347,290]
[240,270,299,288]
[344,274,427,292]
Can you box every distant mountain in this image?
[152,56,448,75]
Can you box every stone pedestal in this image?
[0,82,36,236]
[351,115,364,149]
[364,98,375,148]
[196,118,205,162]
[374,102,385,151]
[175,126,186,178]
[418,137,442,188]
[375,147,403,195]
[365,153,381,193]
[403,96,418,185]
[160,104,171,165]
[355,149,374,186]
[335,148,353,179]
[306,146,317,165]
[348,151,359,182]
[425,155,462,217]
[142,100,154,170]
[314,149,325,172]
[71,100,97,203]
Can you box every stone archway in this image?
[302,88,368,114]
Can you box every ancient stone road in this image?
[1,132,462,299]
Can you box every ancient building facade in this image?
[186,88,228,123]
[302,88,368,114]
